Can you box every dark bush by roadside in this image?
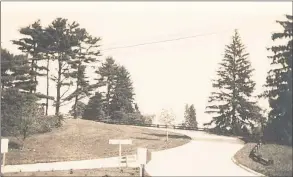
[234,142,292,177]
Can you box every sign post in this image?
[137,148,152,177]
[1,139,9,166]
[109,139,132,168]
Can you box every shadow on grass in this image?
[132,137,159,141]
[8,140,22,150]
[142,132,191,140]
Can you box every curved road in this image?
[145,128,257,176]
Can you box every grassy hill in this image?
[5,119,191,165]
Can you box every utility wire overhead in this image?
[101,30,231,51]
[1,28,236,54]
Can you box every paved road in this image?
[2,127,257,176]
[145,128,257,176]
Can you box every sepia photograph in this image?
[1,1,292,176]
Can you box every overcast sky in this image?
[1,2,292,125]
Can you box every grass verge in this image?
[234,142,292,176]
[2,167,142,176]
[4,119,190,165]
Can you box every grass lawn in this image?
[2,167,142,176]
[4,119,190,165]
[234,142,292,176]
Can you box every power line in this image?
[1,29,232,53]
[100,30,230,51]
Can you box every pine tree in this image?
[82,92,105,120]
[262,15,292,145]
[64,28,101,118]
[38,28,57,115]
[1,48,17,89]
[69,101,86,118]
[186,104,197,128]
[134,103,140,113]
[45,18,79,116]
[1,49,36,93]
[110,65,135,121]
[12,20,48,94]
[184,104,189,127]
[205,30,263,136]
[95,57,119,117]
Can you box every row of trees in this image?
[2,18,101,118]
[81,57,143,123]
[204,15,292,145]
[1,17,144,139]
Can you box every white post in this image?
[166,127,169,141]
[2,153,6,166]
[140,164,143,177]
[139,164,145,177]
[1,139,9,167]
[119,143,122,168]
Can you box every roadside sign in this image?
[137,148,152,165]
[137,148,151,177]
[1,139,9,153]
[109,139,133,168]
[109,139,132,145]
[1,138,9,166]
[137,148,147,164]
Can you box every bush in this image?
[1,89,40,140]
[34,115,60,133]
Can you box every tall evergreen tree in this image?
[134,103,140,113]
[0,49,38,93]
[69,101,86,118]
[184,104,189,127]
[185,104,197,128]
[64,28,101,118]
[1,48,17,89]
[262,15,292,144]
[95,57,118,117]
[12,20,48,94]
[82,92,105,120]
[205,30,263,136]
[38,28,57,115]
[110,65,135,120]
[1,49,42,141]
[45,18,79,116]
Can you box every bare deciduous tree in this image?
[159,108,175,141]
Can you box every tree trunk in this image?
[73,63,81,119]
[106,81,111,117]
[30,58,35,94]
[46,58,50,116]
[34,60,38,93]
[166,128,169,141]
[55,56,62,116]
[73,95,78,119]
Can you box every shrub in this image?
[1,89,41,141]
[34,115,60,133]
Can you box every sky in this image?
[1,2,292,126]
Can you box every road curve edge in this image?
[231,156,266,176]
